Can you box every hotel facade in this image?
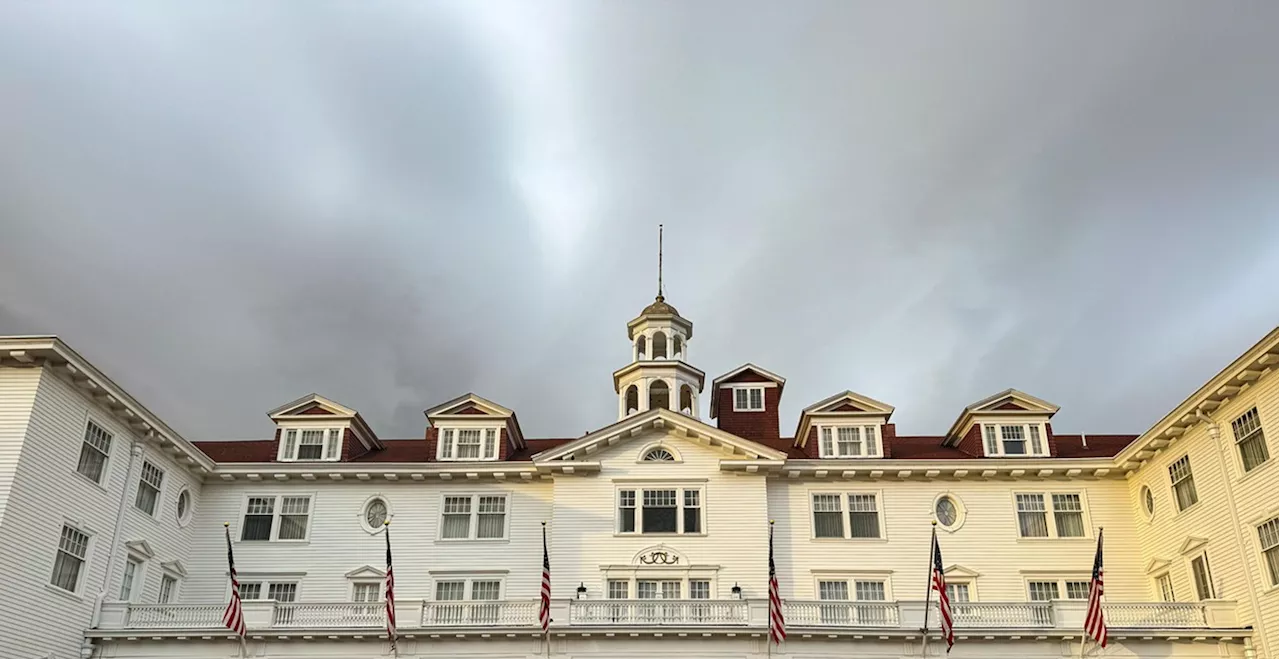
[0,296,1275,659]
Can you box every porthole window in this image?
[361,495,392,533]
[1141,486,1155,519]
[643,448,675,462]
[175,489,192,527]
[933,493,966,532]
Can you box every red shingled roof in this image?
[883,436,968,460]
[1052,434,1137,458]
[193,440,278,462]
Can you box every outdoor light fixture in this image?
[577,582,587,599]
[731,583,741,599]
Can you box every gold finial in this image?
[769,519,775,525]
[656,224,664,300]
[932,520,938,526]
[384,519,390,526]
[542,521,547,526]
[223,521,230,528]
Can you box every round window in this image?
[935,496,959,527]
[643,448,675,462]
[364,498,389,530]
[175,489,192,526]
[1141,486,1155,518]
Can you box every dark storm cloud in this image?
[0,1,1274,441]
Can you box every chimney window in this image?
[732,387,765,412]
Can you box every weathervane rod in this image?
[657,224,664,299]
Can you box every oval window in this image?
[175,489,192,526]
[364,498,389,530]
[935,496,959,527]
[1141,486,1155,518]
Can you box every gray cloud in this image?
[0,1,1274,441]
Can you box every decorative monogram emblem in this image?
[638,550,680,565]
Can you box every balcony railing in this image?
[569,600,749,626]
[272,602,383,628]
[784,601,900,627]
[123,604,227,629]
[951,602,1054,628]
[422,600,539,627]
[1104,602,1207,628]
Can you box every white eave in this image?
[777,457,1119,482]
[0,336,216,474]
[533,407,788,464]
[213,462,544,483]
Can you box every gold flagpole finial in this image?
[931,520,938,526]
[223,521,230,528]
[384,519,390,526]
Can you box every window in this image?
[1233,408,1270,472]
[50,524,90,593]
[1155,573,1176,602]
[238,582,263,600]
[433,578,503,624]
[176,489,192,526]
[77,420,113,483]
[439,494,508,540]
[981,423,1048,457]
[935,496,959,527]
[437,427,500,461]
[1259,518,1279,586]
[1169,456,1199,511]
[436,581,465,601]
[120,557,141,601]
[1028,581,1060,601]
[364,498,389,531]
[617,487,703,535]
[269,582,298,602]
[134,461,164,515]
[1140,486,1154,518]
[1190,554,1215,600]
[159,574,178,603]
[946,583,970,603]
[278,428,342,462]
[689,580,710,599]
[353,582,381,602]
[1027,578,1090,601]
[608,580,630,599]
[240,495,313,541]
[1064,581,1091,600]
[818,578,888,624]
[1016,493,1089,538]
[642,448,676,462]
[810,492,882,539]
[818,425,880,458]
[733,387,765,411]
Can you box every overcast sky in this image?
[0,2,1275,442]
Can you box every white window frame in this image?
[1257,517,1279,588]
[945,580,975,603]
[933,493,967,532]
[134,460,165,517]
[1168,455,1199,513]
[1013,491,1091,539]
[235,577,302,601]
[119,555,144,602]
[1232,407,1271,473]
[436,425,502,461]
[175,488,193,527]
[732,386,766,412]
[1154,572,1176,602]
[809,490,886,540]
[817,424,882,458]
[361,494,393,534]
[431,575,506,601]
[615,485,706,536]
[981,422,1049,457]
[1025,577,1091,601]
[351,580,384,602]
[158,572,180,604]
[811,574,895,601]
[437,493,510,541]
[238,494,315,542]
[49,523,93,595]
[1188,552,1215,600]
[277,426,344,462]
[600,574,719,599]
[76,418,114,485]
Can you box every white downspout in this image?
[1195,410,1268,659]
[91,441,142,628]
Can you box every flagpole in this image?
[767,519,773,659]
[1078,526,1102,658]
[921,521,937,658]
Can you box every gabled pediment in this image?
[125,540,155,559]
[269,394,357,419]
[533,408,787,464]
[345,565,386,579]
[162,560,187,577]
[1145,558,1171,574]
[967,389,1059,415]
[944,564,982,578]
[1180,536,1210,555]
[426,393,513,419]
[805,391,895,416]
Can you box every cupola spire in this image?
[656,223,664,301]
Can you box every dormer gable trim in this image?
[426,393,525,449]
[795,390,894,449]
[532,407,788,464]
[124,540,155,560]
[710,364,786,418]
[945,389,1060,444]
[1145,558,1172,575]
[161,560,187,577]
[345,565,387,579]
[269,394,358,419]
[269,394,382,452]
[1179,536,1210,556]
[943,564,982,578]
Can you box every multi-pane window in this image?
[617,487,703,535]
[1028,581,1061,601]
[268,582,298,602]
[982,423,1047,457]
[608,580,630,599]
[240,495,313,541]
[1169,456,1199,511]
[1065,581,1091,600]
[1155,573,1176,602]
[238,583,264,600]
[120,557,140,601]
[134,461,164,515]
[433,578,502,623]
[946,583,970,603]
[435,581,465,601]
[1259,518,1279,586]
[818,425,880,458]
[437,427,500,461]
[1232,408,1270,472]
[1016,493,1088,538]
[688,580,710,599]
[352,582,381,602]
[50,525,90,593]
[278,428,342,461]
[77,420,113,483]
[237,580,298,602]
[733,387,765,411]
[811,492,882,539]
[1190,554,1214,600]
[439,494,508,540]
[159,575,178,603]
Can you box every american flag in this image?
[768,521,786,645]
[540,522,552,634]
[1084,529,1108,648]
[221,523,246,638]
[384,521,397,653]
[930,527,954,652]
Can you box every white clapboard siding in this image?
[0,367,40,527]
[1130,369,1278,659]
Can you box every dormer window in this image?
[733,387,765,412]
[982,423,1047,457]
[438,427,500,461]
[278,428,343,462]
[818,425,881,458]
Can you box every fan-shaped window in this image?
[648,380,670,411]
[680,385,694,415]
[625,385,640,415]
[652,332,668,359]
[643,448,676,462]
[636,335,647,360]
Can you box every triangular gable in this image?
[1180,536,1210,555]
[967,389,1059,415]
[345,565,386,579]
[161,560,187,577]
[1145,558,1171,574]
[533,407,787,464]
[269,394,357,419]
[944,564,981,578]
[426,393,513,419]
[125,540,155,559]
[804,391,895,416]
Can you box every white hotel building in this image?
[0,295,1275,659]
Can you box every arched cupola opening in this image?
[636,335,647,360]
[680,385,695,415]
[648,380,670,411]
[652,332,668,360]
[625,385,640,415]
